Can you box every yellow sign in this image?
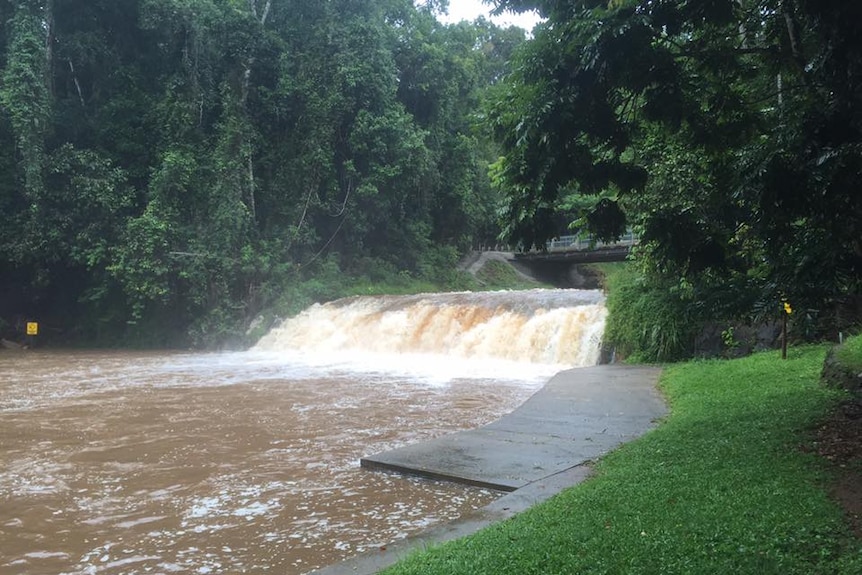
[783,302,792,315]
[26,322,38,336]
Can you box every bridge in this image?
[515,232,638,264]
[499,232,637,288]
[465,233,638,288]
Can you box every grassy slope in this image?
[471,259,549,290]
[836,334,862,373]
[382,347,862,574]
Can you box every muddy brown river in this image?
[0,290,606,575]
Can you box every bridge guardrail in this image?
[546,231,639,252]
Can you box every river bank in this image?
[358,345,862,575]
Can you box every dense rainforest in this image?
[489,0,862,360]
[3,0,861,357]
[0,0,525,347]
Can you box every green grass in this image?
[472,259,548,290]
[382,347,862,575]
[836,334,862,373]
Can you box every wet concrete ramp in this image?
[361,364,666,491]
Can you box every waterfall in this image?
[254,289,607,368]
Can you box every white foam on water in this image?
[255,290,606,368]
[243,288,607,386]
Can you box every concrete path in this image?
[314,364,666,575]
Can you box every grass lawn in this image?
[381,346,862,574]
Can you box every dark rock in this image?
[694,321,782,359]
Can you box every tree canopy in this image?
[489,0,862,336]
[0,0,525,346]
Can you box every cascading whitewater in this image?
[254,289,607,367]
